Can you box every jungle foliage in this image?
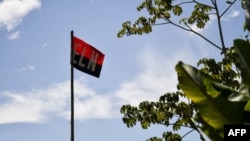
[118,0,250,140]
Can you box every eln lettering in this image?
[73,44,99,72]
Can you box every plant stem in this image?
[213,0,226,54]
[153,19,223,50]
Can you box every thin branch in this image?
[220,0,237,18]
[181,22,223,50]
[193,0,215,9]
[153,19,223,50]
[208,12,217,15]
[182,129,195,139]
[212,0,226,54]
[175,0,194,6]
[159,119,206,141]
[211,0,216,6]
[187,117,207,141]
[174,0,215,9]
[161,123,194,129]
[153,21,190,31]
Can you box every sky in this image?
[0,0,247,141]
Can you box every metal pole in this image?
[70,30,74,141]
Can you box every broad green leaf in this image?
[244,99,250,112]
[234,39,250,87]
[175,61,246,130]
[203,79,221,98]
[199,125,223,141]
[228,84,250,102]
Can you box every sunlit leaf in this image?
[244,100,250,111]
[228,84,250,102]
[175,61,246,130]
[234,39,250,87]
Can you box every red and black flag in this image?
[71,34,105,78]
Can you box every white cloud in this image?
[0,79,114,124]
[114,32,217,107]
[74,95,113,119]
[114,45,197,106]
[7,31,20,40]
[0,0,41,31]
[227,9,240,18]
[15,65,36,72]
[0,44,199,124]
[222,9,241,21]
[0,92,50,123]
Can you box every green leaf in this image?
[226,1,233,4]
[234,39,250,87]
[244,100,250,112]
[172,6,182,16]
[203,79,221,98]
[175,61,246,130]
[228,84,250,102]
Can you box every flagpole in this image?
[70,30,75,141]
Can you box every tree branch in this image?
[182,129,195,139]
[212,0,226,54]
[193,0,215,9]
[174,0,215,9]
[220,0,237,18]
[154,19,223,50]
[185,24,222,50]
[175,1,195,6]
[163,123,194,129]
[153,20,190,31]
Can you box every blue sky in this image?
[0,0,247,141]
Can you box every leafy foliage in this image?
[176,61,246,130]
[146,132,182,141]
[121,92,186,128]
[118,0,219,39]
[176,39,250,139]
[120,91,202,141]
[197,46,241,89]
[118,0,250,141]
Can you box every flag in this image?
[71,36,105,78]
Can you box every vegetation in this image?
[118,0,250,140]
